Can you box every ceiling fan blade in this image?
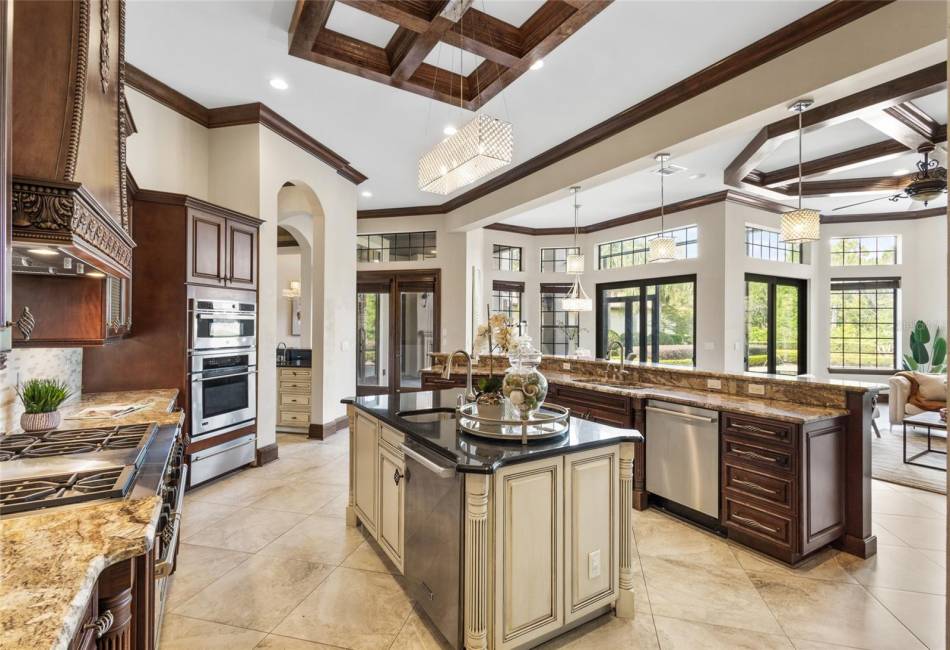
[831,194,900,211]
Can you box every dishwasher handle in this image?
[645,405,717,424]
[400,442,457,479]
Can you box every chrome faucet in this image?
[605,341,627,379]
[442,350,476,402]
[276,342,288,365]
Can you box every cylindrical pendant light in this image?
[648,153,676,263]
[562,186,592,311]
[781,99,821,243]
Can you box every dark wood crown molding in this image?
[125,64,367,185]
[356,0,893,219]
[133,188,264,227]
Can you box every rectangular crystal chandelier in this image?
[418,114,513,195]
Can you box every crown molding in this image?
[125,64,367,185]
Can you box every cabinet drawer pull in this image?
[83,610,114,638]
[733,449,776,463]
[734,478,777,495]
[733,514,778,534]
[393,468,403,485]
[733,423,775,436]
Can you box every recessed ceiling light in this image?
[443,125,457,136]
[361,190,373,198]
[85,271,105,278]
[529,59,544,71]
[27,248,58,256]
[892,168,910,176]
[688,173,705,180]
[269,77,289,90]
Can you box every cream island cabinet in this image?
[344,390,642,650]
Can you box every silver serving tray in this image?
[457,403,570,443]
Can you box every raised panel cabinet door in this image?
[226,220,257,289]
[564,446,619,623]
[187,210,226,285]
[377,445,405,572]
[494,457,563,650]
[353,413,378,535]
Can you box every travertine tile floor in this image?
[161,432,947,650]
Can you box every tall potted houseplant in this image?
[474,309,515,419]
[17,378,72,432]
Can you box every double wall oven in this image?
[188,293,257,485]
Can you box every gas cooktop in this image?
[0,423,158,515]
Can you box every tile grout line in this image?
[629,511,663,648]
[854,580,936,649]
[726,542,797,646]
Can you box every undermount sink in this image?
[397,408,458,423]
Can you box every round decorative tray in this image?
[456,403,571,443]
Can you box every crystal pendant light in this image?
[648,153,677,263]
[561,186,592,312]
[781,99,821,243]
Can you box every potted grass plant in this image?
[17,378,72,432]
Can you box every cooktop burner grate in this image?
[0,423,155,461]
[0,466,137,515]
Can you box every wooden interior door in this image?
[187,209,226,286]
[226,219,257,289]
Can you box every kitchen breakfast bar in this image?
[344,388,644,650]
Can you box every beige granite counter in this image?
[0,388,182,650]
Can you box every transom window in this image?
[830,236,898,266]
[493,244,522,272]
[491,280,523,324]
[829,278,899,370]
[540,285,579,356]
[540,247,580,273]
[357,231,436,263]
[745,226,802,263]
[598,226,698,269]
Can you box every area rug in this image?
[872,417,947,494]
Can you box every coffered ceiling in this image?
[125,0,829,210]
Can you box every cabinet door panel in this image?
[564,447,618,623]
[353,413,378,535]
[226,220,257,289]
[188,210,226,285]
[494,457,563,650]
[377,446,404,572]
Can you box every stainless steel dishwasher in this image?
[645,400,720,520]
[402,440,463,649]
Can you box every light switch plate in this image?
[748,383,765,396]
[588,550,601,579]
[562,362,571,370]
[707,378,722,390]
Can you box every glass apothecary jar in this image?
[502,335,548,419]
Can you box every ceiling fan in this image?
[832,143,947,211]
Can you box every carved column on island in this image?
[345,404,358,527]
[616,441,636,618]
[464,473,490,650]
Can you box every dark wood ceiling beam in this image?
[886,101,940,139]
[442,8,522,67]
[336,0,436,32]
[861,110,932,149]
[288,0,335,53]
[783,173,914,197]
[758,138,910,187]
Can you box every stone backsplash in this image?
[0,348,83,433]
[429,353,880,409]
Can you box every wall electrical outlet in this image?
[588,550,601,579]
[707,378,722,390]
[748,383,765,396]
[562,362,571,370]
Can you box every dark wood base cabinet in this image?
[721,412,847,564]
[70,554,154,650]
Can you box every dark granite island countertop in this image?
[344,388,643,474]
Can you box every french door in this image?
[356,270,440,395]
[744,274,806,376]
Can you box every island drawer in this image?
[550,384,629,414]
[723,498,794,549]
[281,393,310,408]
[280,380,311,393]
[280,368,312,380]
[722,436,793,475]
[279,410,309,426]
[379,424,405,455]
[722,413,796,446]
[723,464,793,510]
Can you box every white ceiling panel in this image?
[424,42,485,77]
[479,0,544,28]
[908,89,948,126]
[325,2,399,49]
[761,118,887,172]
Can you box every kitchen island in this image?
[344,389,643,650]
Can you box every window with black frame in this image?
[540,284,578,355]
[491,280,524,325]
[357,231,436,262]
[745,225,802,263]
[540,247,580,273]
[829,278,899,371]
[596,276,696,366]
[492,244,522,271]
[744,274,807,376]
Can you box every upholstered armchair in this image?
[889,372,948,425]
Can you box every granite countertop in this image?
[276,360,312,368]
[345,389,643,474]
[0,388,182,650]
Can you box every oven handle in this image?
[195,313,256,320]
[191,369,258,383]
[154,463,188,578]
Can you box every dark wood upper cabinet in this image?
[226,219,257,289]
[187,209,227,286]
